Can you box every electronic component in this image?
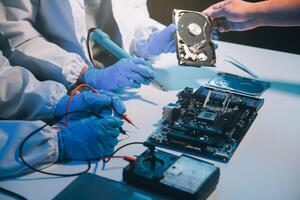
[149,73,270,162]
[208,72,270,96]
[123,147,220,200]
[173,9,216,67]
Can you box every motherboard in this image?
[149,86,265,162]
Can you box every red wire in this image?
[52,84,96,130]
[52,83,138,164]
[65,84,98,127]
[53,83,137,129]
[101,155,136,170]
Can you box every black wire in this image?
[87,28,97,67]
[19,111,95,177]
[19,110,144,177]
[0,187,27,200]
[103,142,144,163]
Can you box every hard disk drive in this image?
[173,9,216,67]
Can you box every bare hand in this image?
[203,0,261,32]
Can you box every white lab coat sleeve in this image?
[0,51,67,120]
[0,0,87,89]
[0,120,59,178]
[111,0,165,58]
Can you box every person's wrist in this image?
[77,66,88,84]
[82,67,89,84]
[54,95,68,117]
[82,67,94,85]
[251,2,269,28]
[56,130,66,161]
[82,67,104,89]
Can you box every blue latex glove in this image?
[55,90,126,119]
[146,24,177,57]
[83,57,155,90]
[57,116,123,161]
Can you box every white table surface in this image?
[1,41,300,200]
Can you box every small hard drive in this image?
[173,9,216,67]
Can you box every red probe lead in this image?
[66,84,139,129]
[119,114,139,130]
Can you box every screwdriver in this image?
[92,29,167,92]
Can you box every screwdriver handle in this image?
[92,29,167,92]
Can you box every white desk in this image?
[1,41,300,200]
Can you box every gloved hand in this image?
[55,90,126,119]
[83,57,155,90]
[146,24,177,57]
[57,116,123,161]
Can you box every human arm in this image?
[0,120,59,178]
[0,0,157,91]
[255,0,300,27]
[0,49,126,121]
[0,0,87,89]
[0,50,67,120]
[111,0,176,59]
[83,58,155,90]
[0,116,123,178]
[203,0,300,32]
